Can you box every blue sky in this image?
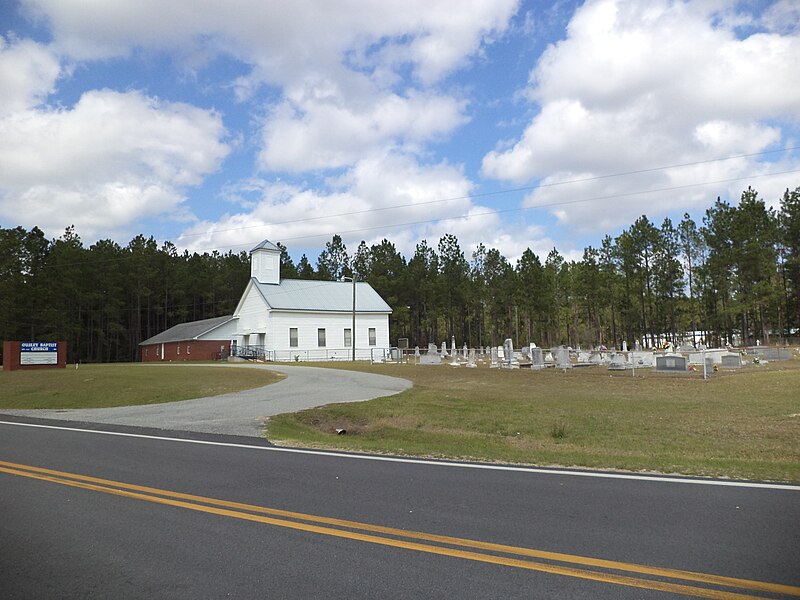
[1,0,799,264]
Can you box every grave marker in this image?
[419,343,442,365]
[608,353,628,370]
[720,353,742,368]
[490,346,499,368]
[502,338,519,369]
[655,354,688,372]
[530,347,545,370]
[555,346,572,370]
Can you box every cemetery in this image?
[267,346,800,483]
[391,336,796,379]
[264,333,799,483]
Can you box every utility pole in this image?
[342,276,356,361]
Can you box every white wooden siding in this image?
[233,280,391,361]
[251,250,280,284]
[195,319,238,342]
[235,285,270,334]
[268,311,389,360]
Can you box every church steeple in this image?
[250,240,281,284]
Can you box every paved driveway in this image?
[2,363,412,438]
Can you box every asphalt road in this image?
[1,419,798,599]
[2,363,412,437]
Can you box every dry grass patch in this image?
[267,358,800,482]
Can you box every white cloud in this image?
[16,183,185,237]
[522,151,800,236]
[0,89,230,239]
[0,36,61,116]
[22,0,518,85]
[760,0,800,34]
[482,0,800,231]
[21,0,518,177]
[258,82,468,171]
[177,152,477,256]
[176,148,576,265]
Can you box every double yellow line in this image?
[2,459,797,599]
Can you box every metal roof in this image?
[250,239,281,253]
[139,315,235,345]
[253,279,392,313]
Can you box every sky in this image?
[1,0,799,265]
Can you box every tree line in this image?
[1,186,798,363]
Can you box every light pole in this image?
[342,276,356,361]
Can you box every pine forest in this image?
[2,186,799,363]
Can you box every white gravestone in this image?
[502,339,519,369]
[490,346,499,368]
[419,343,442,365]
[555,346,572,369]
[530,347,545,369]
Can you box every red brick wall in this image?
[2,341,68,371]
[140,340,231,362]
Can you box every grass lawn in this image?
[266,358,800,483]
[0,363,283,409]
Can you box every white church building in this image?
[140,240,392,362]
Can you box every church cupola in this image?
[250,240,281,284]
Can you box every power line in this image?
[198,167,800,250]
[7,162,800,270]
[175,145,799,240]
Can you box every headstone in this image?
[467,348,477,368]
[761,347,791,361]
[420,343,442,365]
[622,340,628,352]
[414,346,420,357]
[608,353,628,370]
[451,336,457,356]
[688,348,726,365]
[530,347,545,369]
[441,341,448,357]
[502,338,519,368]
[577,351,591,363]
[450,343,461,366]
[555,346,572,369]
[655,354,688,372]
[630,351,654,367]
[720,353,742,368]
[490,346,499,368]
[544,351,554,363]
